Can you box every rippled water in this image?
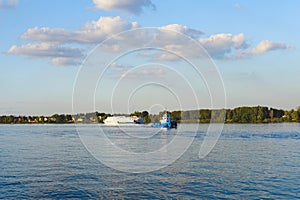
[1,124,300,199]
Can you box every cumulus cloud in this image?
[148,33,248,61]
[7,43,83,58]
[80,16,139,43]
[199,33,248,58]
[93,0,155,14]
[159,24,204,38]
[7,43,84,66]
[149,31,287,61]
[20,27,74,44]
[152,44,199,61]
[51,57,82,66]
[7,16,139,66]
[0,0,18,9]
[20,16,139,44]
[8,15,290,66]
[245,40,287,55]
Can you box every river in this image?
[1,123,299,199]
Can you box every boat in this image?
[152,113,177,129]
[133,117,145,124]
[103,116,144,125]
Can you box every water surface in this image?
[0,124,299,199]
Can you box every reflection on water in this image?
[0,124,299,199]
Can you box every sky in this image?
[0,0,299,115]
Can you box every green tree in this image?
[291,110,299,122]
[232,107,257,123]
[171,111,182,121]
[255,106,269,122]
[150,114,160,123]
[211,109,226,123]
[200,109,211,120]
[66,115,73,122]
[131,111,142,117]
[226,109,233,122]
[141,111,151,123]
[0,116,5,123]
[51,114,67,123]
[4,115,15,123]
[182,111,191,120]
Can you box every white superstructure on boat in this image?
[103,116,144,125]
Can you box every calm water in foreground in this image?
[1,123,299,199]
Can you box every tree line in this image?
[168,106,300,123]
[0,106,299,124]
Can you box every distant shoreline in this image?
[0,106,299,124]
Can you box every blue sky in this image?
[0,0,299,115]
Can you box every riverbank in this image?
[1,106,299,124]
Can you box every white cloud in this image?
[232,33,247,48]
[84,16,139,34]
[20,27,74,44]
[93,0,155,14]
[51,57,82,66]
[152,43,200,61]
[245,40,287,55]
[7,43,84,66]
[20,16,139,44]
[8,15,290,66]
[148,33,248,61]
[8,16,139,66]
[140,25,206,61]
[149,31,288,61]
[7,43,83,58]
[159,24,204,38]
[199,33,247,58]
